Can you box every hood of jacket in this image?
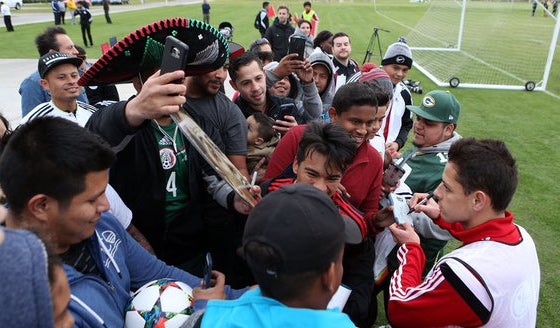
[309,49,336,113]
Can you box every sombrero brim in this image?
[79,18,229,86]
[228,42,245,61]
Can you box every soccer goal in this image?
[374,0,560,91]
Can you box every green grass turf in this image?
[2,0,559,326]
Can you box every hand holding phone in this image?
[203,252,213,289]
[160,35,190,84]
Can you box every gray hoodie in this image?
[309,49,336,122]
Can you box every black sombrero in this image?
[78,18,230,86]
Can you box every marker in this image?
[250,171,258,188]
[407,192,435,214]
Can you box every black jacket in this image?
[264,18,295,62]
[86,101,230,267]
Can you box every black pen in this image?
[407,192,435,214]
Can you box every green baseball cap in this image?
[406,90,461,125]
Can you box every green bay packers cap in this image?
[406,90,461,124]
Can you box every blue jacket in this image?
[66,213,245,328]
[201,289,356,328]
[19,70,89,117]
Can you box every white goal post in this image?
[374,0,560,91]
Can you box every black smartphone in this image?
[160,35,189,83]
[272,103,297,121]
[383,162,405,187]
[288,36,306,61]
[203,252,213,289]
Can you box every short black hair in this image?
[296,121,357,174]
[303,1,312,7]
[448,138,518,212]
[262,1,269,8]
[0,117,115,215]
[332,82,378,115]
[35,27,68,56]
[249,38,270,53]
[313,30,333,49]
[228,52,262,82]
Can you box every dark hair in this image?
[332,82,378,115]
[0,117,115,215]
[303,1,311,7]
[244,240,333,303]
[313,30,333,49]
[35,27,67,56]
[251,112,276,143]
[249,38,270,53]
[256,51,274,65]
[448,138,518,212]
[228,52,263,82]
[262,1,269,8]
[297,19,311,29]
[75,45,87,61]
[332,32,350,45]
[296,122,357,174]
[361,76,393,107]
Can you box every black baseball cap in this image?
[38,52,83,79]
[242,184,361,277]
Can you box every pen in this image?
[407,192,434,214]
[250,171,258,188]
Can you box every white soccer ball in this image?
[125,279,194,328]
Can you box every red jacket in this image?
[265,125,383,235]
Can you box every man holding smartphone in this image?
[229,52,301,135]
[82,18,254,282]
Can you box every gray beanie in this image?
[382,41,413,69]
[0,228,55,327]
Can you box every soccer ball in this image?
[125,279,195,328]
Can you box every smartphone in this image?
[388,193,412,226]
[160,35,189,83]
[203,252,213,289]
[288,36,306,61]
[271,103,297,121]
[383,162,405,187]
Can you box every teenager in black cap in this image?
[185,184,358,327]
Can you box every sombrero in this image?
[78,17,230,86]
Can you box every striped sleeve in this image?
[388,243,485,327]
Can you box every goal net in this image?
[374,0,560,91]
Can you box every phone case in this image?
[160,35,190,79]
[389,193,412,226]
[383,162,405,187]
[288,36,306,61]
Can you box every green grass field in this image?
[2,0,560,326]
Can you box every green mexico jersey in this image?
[152,121,189,224]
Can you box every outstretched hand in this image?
[125,70,187,127]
